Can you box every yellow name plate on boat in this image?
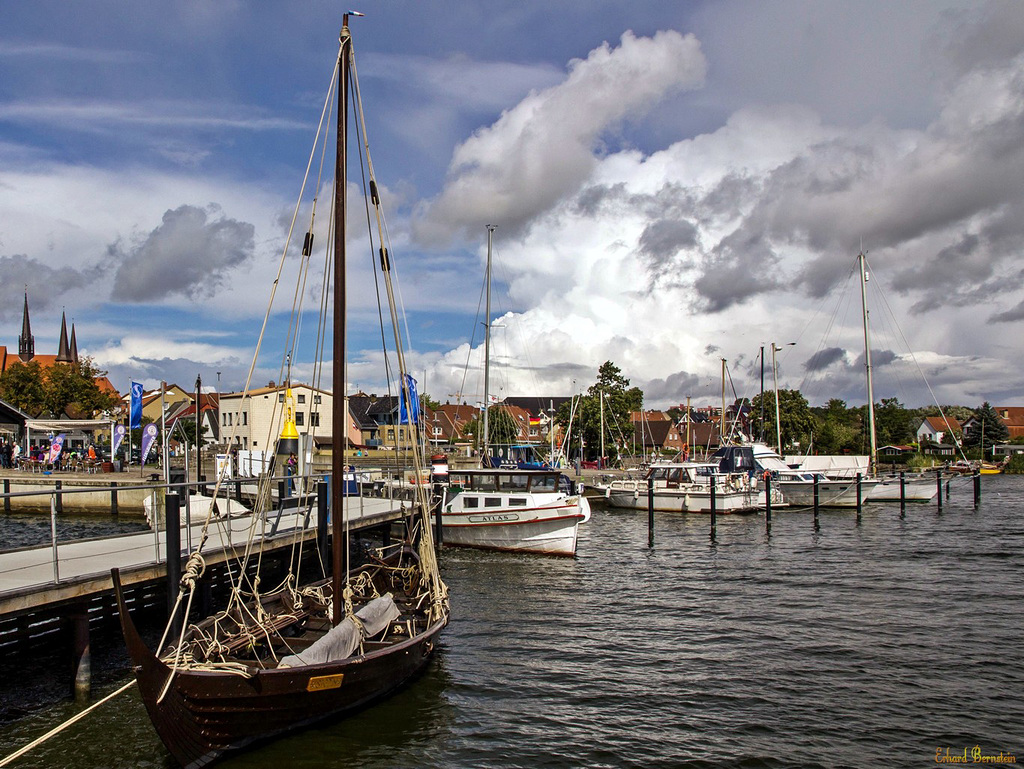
[307,674,344,691]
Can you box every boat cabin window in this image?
[509,498,527,506]
[531,474,558,491]
[484,497,502,507]
[463,496,479,508]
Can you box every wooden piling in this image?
[937,472,944,512]
[856,473,862,523]
[710,479,717,541]
[165,493,182,641]
[647,480,654,547]
[3,478,10,514]
[764,476,772,525]
[973,471,981,509]
[900,471,906,518]
[109,481,118,517]
[813,474,820,527]
[55,480,63,514]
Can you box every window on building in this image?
[278,393,285,403]
[242,412,247,425]
[313,395,322,404]
[311,412,320,427]
[296,412,305,426]
[298,393,306,404]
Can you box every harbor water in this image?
[1,474,1022,767]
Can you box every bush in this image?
[1005,454,1024,474]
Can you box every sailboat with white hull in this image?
[113,17,449,767]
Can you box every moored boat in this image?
[438,468,590,556]
[597,461,773,513]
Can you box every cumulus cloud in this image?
[111,205,255,301]
[0,254,108,319]
[414,29,707,243]
[804,347,847,372]
[418,6,1024,408]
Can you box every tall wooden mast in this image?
[331,16,351,625]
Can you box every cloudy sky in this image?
[2,1,1023,410]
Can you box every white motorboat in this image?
[438,468,590,556]
[597,461,775,513]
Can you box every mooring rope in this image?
[0,679,137,768]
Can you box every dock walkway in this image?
[0,494,410,615]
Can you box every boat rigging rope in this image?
[0,679,137,768]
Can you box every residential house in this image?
[915,415,962,446]
[995,407,1024,439]
[348,393,418,449]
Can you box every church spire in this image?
[56,311,73,363]
[69,322,79,364]
[18,290,34,362]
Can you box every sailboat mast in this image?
[482,224,494,460]
[331,17,351,626]
[858,252,877,470]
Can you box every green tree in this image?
[964,402,1009,457]
[486,405,520,446]
[873,397,913,447]
[556,361,644,462]
[0,360,46,413]
[0,357,118,417]
[750,389,814,452]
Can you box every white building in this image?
[218,384,335,453]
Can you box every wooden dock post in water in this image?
[165,492,182,642]
[710,479,717,541]
[856,473,862,523]
[647,481,654,547]
[55,480,63,514]
[764,476,772,527]
[3,478,10,514]
[813,474,820,527]
[109,481,118,516]
[900,472,906,519]
[973,471,981,509]
[937,472,943,512]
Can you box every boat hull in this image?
[437,503,585,556]
[114,571,445,769]
[777,478,879,508]
[604,487,763,513]
[867,475,939,502]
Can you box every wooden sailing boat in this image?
[112,16,449,767]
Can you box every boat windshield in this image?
[450,472,559,491]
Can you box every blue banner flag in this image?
[129,381,143,429]
[399,374,419,425]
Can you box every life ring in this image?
[762,470,772,482]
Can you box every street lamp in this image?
[771,343,795,454]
